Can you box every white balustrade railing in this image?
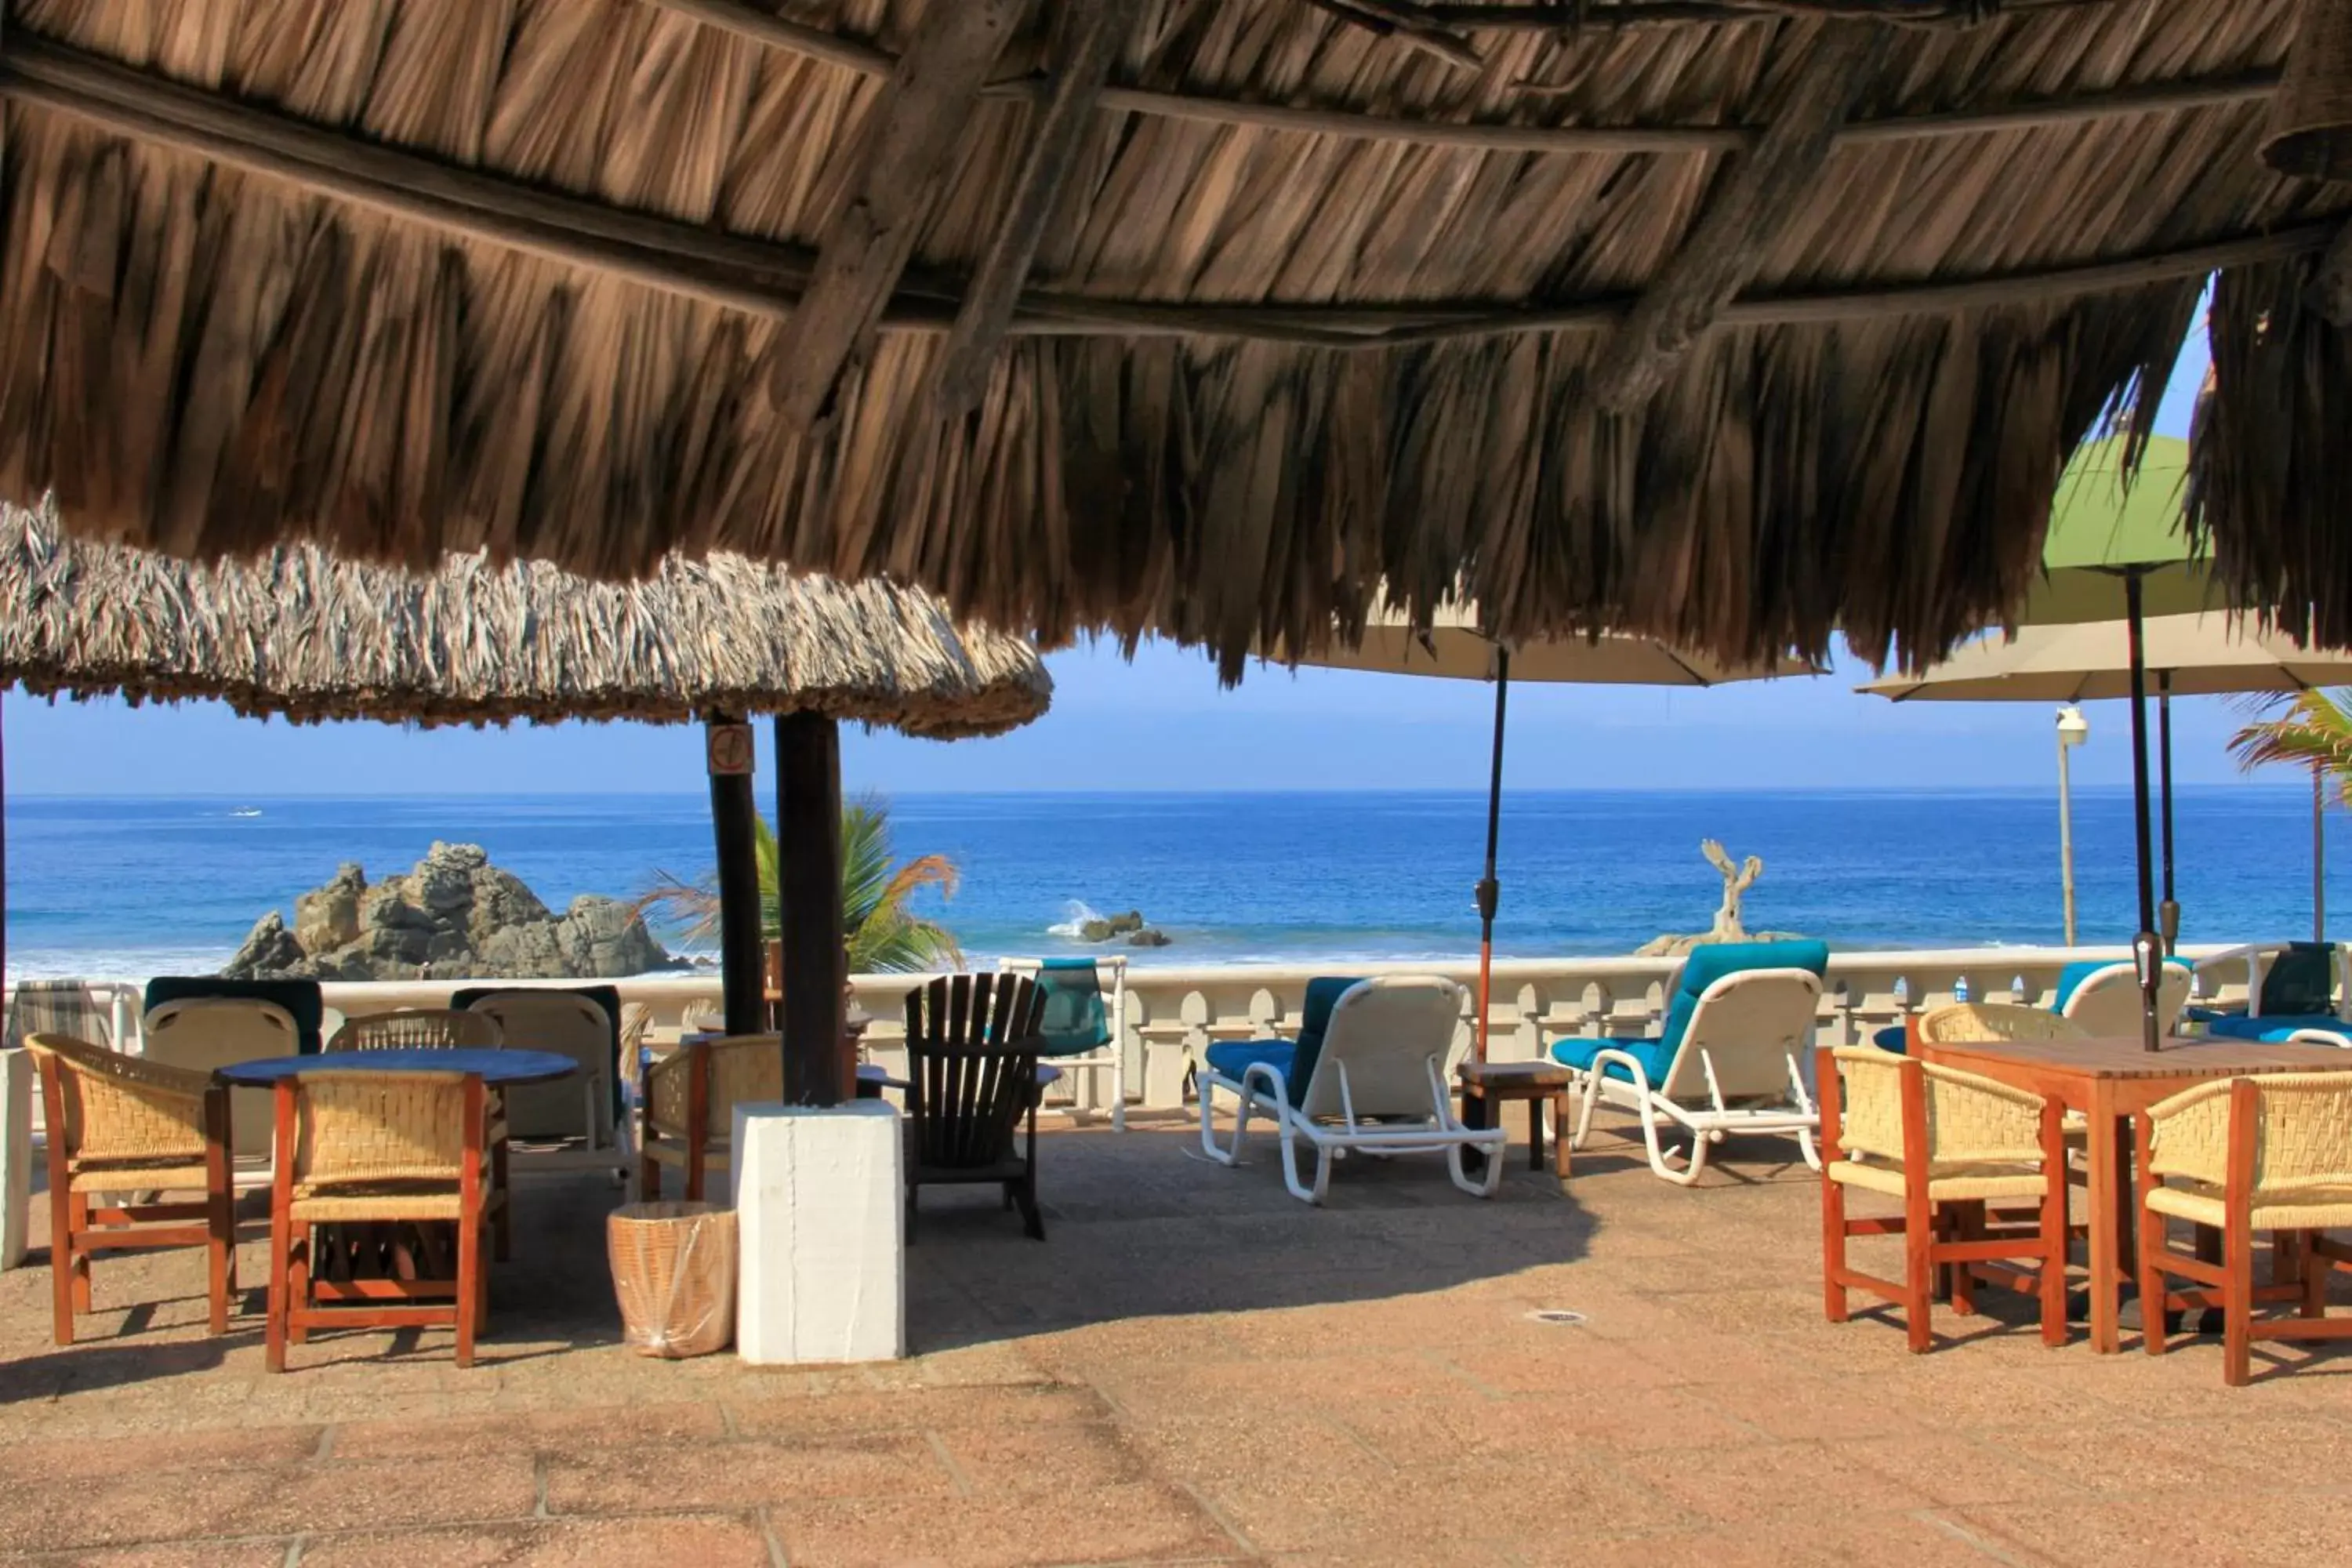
[5,942,2257,1116]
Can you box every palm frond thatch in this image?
[0,499,1051,737]
[0,2,2335,675]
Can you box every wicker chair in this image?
[1819,1045,2071,1353]
[264,1068,493,1370]
[326,1008,511,1256]
[2137,1073,2352,1385]
[25,1033,237,1343]
[326,1008,502,1052]
[639,1033,783,1201]
[1915,1002,2089,1049]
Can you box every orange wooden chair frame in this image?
[2136,1077,2352,1385]
[263,1073,491,1371]
[1818,1045,2071,1353]
[32,1043,238,1345]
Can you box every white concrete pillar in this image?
[731,1099,903,1364]
[2,1049,31,1271]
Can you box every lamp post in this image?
[2056,705,2089,946]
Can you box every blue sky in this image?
[6,322,2263,797]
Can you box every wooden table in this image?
[1457,1061,1573,1184]
[1915,1035,2352,1352]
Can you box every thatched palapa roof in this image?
[0,500,1051,736]
[0,2,2342,675]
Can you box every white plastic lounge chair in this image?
[1554,942,1825,1186]
[141,996,299,1167]
[461,988,629,1181]
[999,956,1127,1131]
[2053,959,2192,1038]
[1196,975,1504,1204]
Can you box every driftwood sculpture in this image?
[1701,840,1763,943]
[1638,841,1802,958]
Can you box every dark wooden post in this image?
[704,715,765,1038]
[775,712,848,1105]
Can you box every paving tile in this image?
[2,1544,291,1568]
[931,1419,1152,1493]
[1959,1492,2347,1568]
[1640,1439,1937,1526]
[296,1512,773,1567]
[0,1422,321,1482]
[543,1432,948,1513]
[328,1400,724,1459]
[724,1380,1108,1439]
[766,1479,1235,1566]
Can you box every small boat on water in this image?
[229,808,263,818]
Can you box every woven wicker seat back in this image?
[648,1036,782,1139]
[1917,1003,2088,1047]
[1829,1046,2047,1169]
[328,1009,502,1052]
[294,1069,473,1186]
[25,1033,210,1163]
[2148,1072,2352,1197]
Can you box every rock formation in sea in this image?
[223,841,672,982]
[1075,909,1172,948]
[1636,839,1807,957]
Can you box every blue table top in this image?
[216,1049,579,1087]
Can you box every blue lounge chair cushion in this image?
[1203,1039,1297,1083]
[2051,956,2190,1014]
[1871,1023,1908,1054]
[143,976,327,1056]
[1203,977,1364,1109]
[1551,1033,1680,1086]
[2202,1013,2351,1044]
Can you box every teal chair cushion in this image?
[1032,957,1112,1057]
[2203,1014,2350,1044]
[1206,977,1364,1110]
[1203,1039,1296,1083]
[1550,1034,1679,1087]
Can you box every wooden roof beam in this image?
[1592,22,1890,412]
[1304,0,1485,71]
[934,0,1145,419]
[1431,0,2098,26]
[767,0,1027,430]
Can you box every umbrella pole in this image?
[706,714,768,1038]
[2158,673,2179,953]
[1475,648,1509,1062]
[2125,575,2162,1051]
[2318,763,2329,944]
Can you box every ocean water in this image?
[4,788,2347,982]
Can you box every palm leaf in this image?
[2227,688,2352,809]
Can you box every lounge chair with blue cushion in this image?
[1554,941,1827,1186]
[2191,942,2352,1046]
[1196,976,1504,1204]
[2049,959,2193,1039]
[999,956,1127,1130]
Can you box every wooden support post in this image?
[768,0,1027,429]
[705,716,766,1038]
[1592,21,1889,412]
[934,0,1144,419]
[775,713,848,1106]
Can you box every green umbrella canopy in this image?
[2022,436,2216,626]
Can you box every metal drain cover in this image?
[1526,1308,1587,1327]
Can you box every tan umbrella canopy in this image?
[0,2,2340,679]
[1276,594,1816,1056]
[0,499,1051,1086]
[0,501,1051,736]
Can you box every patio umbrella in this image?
[0,500,1051,1101]
[1862,612,2352,951]
[1279,599,1815,1058]
[1925,435,2227,1050]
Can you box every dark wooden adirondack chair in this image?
[902,974,1050,1241]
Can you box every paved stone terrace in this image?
[4,1112,2350,1566]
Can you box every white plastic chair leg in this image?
[1197,1076,1251,1167]
[1273,1116,1332,1204]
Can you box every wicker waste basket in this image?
[608,1201,737,1358]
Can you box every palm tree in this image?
[2228,688,2352,804]
[640,797,964,973]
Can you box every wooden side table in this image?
[1457,1060,1573,1185]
